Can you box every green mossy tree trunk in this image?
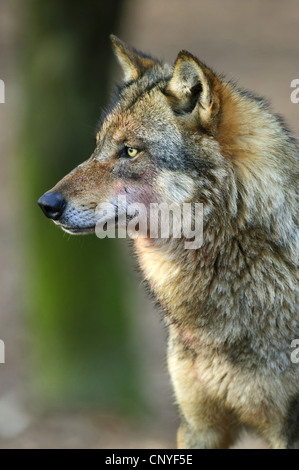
[19,0,142,412]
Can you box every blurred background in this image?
[0,0,298,449]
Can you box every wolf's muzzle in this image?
[38,192,66,220]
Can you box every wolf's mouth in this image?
[52,207,124,236]
[54,221,95,235]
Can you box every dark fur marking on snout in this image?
[113,164,140,180]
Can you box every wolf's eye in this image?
[118,146,139,159]
[126,147,138,158]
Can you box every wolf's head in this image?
[38,36,297,249]
[38,36,230,235]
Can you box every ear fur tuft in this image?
[166,50,219,124]
[110,35,158,83]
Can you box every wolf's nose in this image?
[38,192,66,220]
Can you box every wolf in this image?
[38,36,299,449]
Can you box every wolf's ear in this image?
[110,35,157,83]
[166,51,219,124]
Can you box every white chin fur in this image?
[53,206,96,235]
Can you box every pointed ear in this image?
[166,51,219,124]
[110,35,158,83]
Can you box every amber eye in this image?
[126,147,138,158]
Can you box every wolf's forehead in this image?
[100,92,178,146]
[97,65,173,139]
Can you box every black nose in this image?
[38,192,66,220]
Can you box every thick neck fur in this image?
[134,219,297,372]
[135,217,296,328]
[217,82,298,258]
